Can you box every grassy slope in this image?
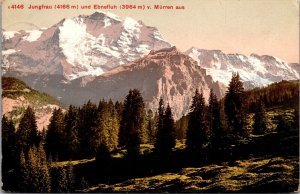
[2,77,64,128]
[87,156,298,193]
[51,107,298,193]
[2,77,63,106]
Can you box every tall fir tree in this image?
[17,106,38,154]
[64,105,80,159]
[45,108,66,161]
[146,109,157,144]
[119,89,145,156]
[156,98,165,139]
[92,99,119,153]
[18,151,30,192]
[208,89,222,151]
[186,90,208,151]
[18,145,51,192]
[224,73,246,137]
[34,144,52,192]
[175,114,188,141]
[2,116,17,172]
[155,104,176,155]
[253,100,268,134]
[77,100,98,158]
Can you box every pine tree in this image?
[96,143,112,171]
[115,100,124,123]
[224,73,246,137]
[2,116,17,174]
[65,105,80,159]
[33,144,51,192]
[18,145,51,192]
[156,98,165,138]
[175,114,188,141]
[155,104,176,155]
[91,99,119,154]
[253,100,268,134]
[18,151,30,192]
[65,162,75,192]
[17,106,38,153]
[208,89,222,151]
[146,109,157,144]
[186,90,208,151]
[119,89,145,156]
[77,100,98,158]
[54,166,69,192]
[106,100,120,151]
[45,108,66,161]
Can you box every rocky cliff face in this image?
[61,47,223,119]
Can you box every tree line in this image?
[2,73,299,192]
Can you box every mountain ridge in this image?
[2,77,64,131]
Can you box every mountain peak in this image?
[3,12,171,81]
[186,47,299,88]
[87,11,121,22]
[149,46,180,55]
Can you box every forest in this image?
[2,73,299,192]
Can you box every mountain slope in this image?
[61,47,223,119]
[185,47,299,88]
[2,77,63,130]
[2,11,171,80]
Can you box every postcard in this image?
[1,0,299,192]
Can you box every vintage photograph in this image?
[1,0,299,192]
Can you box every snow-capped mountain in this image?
[2,11,171,80]
[185,47,299,88]
[58,47,223,119]
[3,12,299,119]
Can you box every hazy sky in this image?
[2,0,299,63]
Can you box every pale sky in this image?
[2,0,299,63]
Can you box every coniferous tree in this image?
[2,116,17,176]
[34,144,52,192]
[96,143,112,173]
[65,105,80,159]
[17,106,38,153]
[155,104,176,155]
[186,90,208,151]
[18,151,30,192]
[224,73,246,137]
[106,100,120,150]
[77,100,98,158]
[156,98,165,137]
[115,100,124,123]
[146,109,157,144]
[253,100,268,134]
[208,89,222,151]
[65,163,75,192]
[175,114,188,141]
[119,89,145,156]
[19,145,51,192]
[52,166,69,193]
[92,99,119,153]
[45,108,65,161]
